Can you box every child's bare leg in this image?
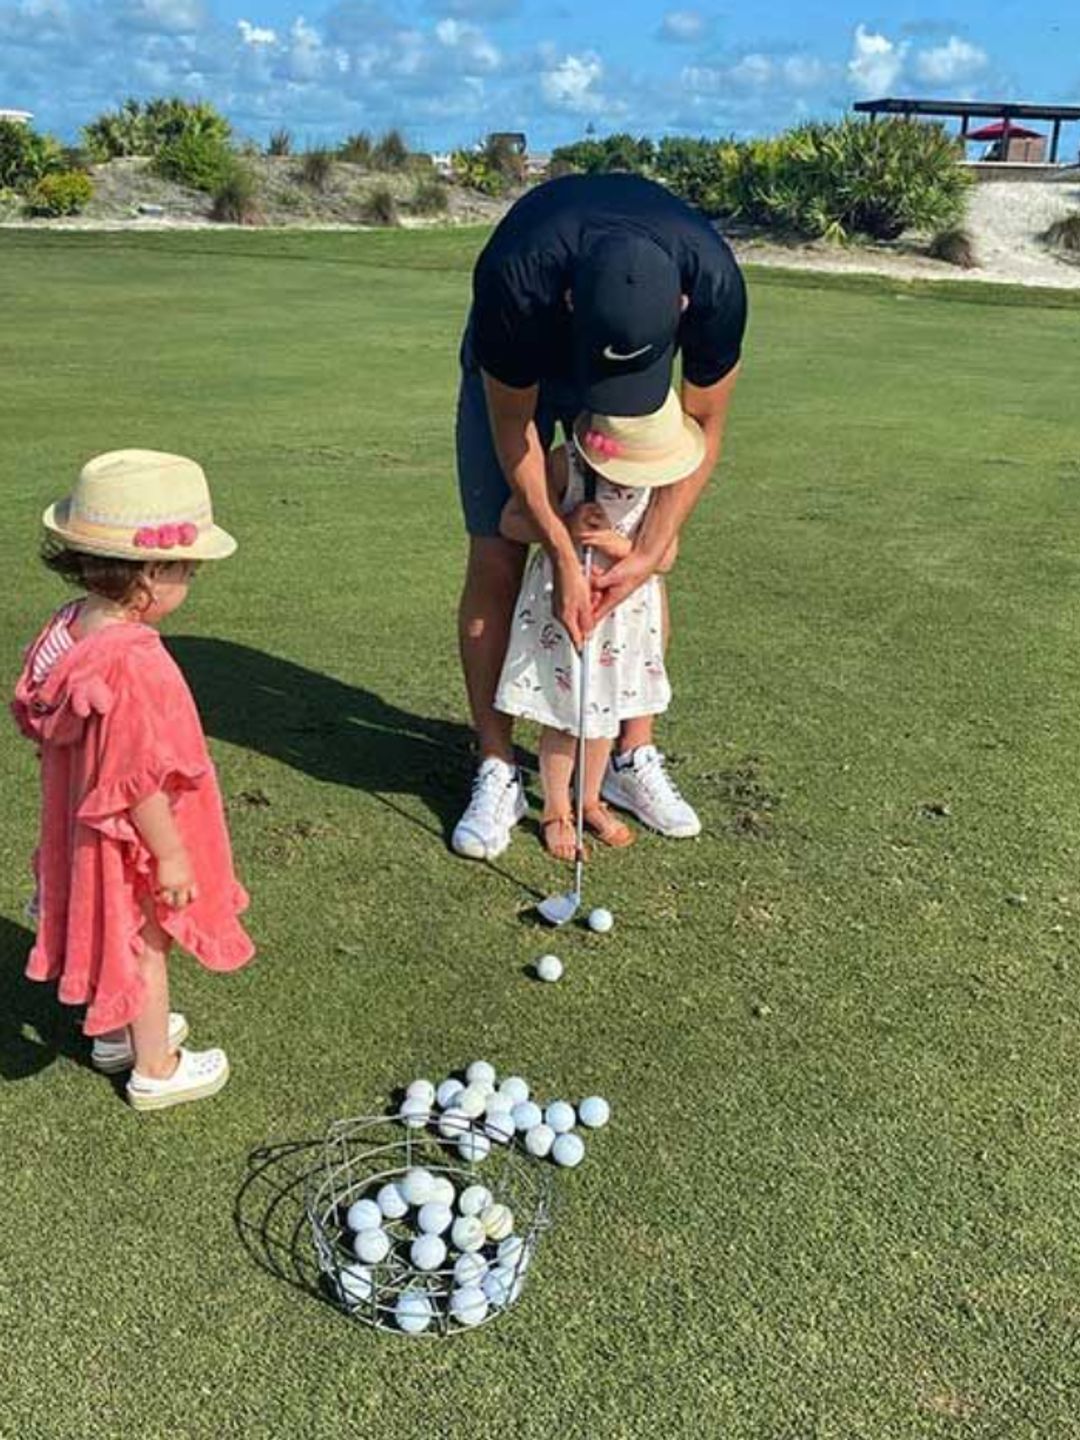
[618,579,670,756]
[130,915,178,1080]
[539,726,578,862]
[584,736,635,847]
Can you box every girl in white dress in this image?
[495,388,705,861]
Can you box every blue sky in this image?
[1,0,1077,151]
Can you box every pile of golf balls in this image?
[396,1062,611,1174]
[336,1165,532,1334]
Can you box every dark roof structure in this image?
[854,98,1080,163]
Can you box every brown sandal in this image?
[583,802,635,849]
[541,814,585,863]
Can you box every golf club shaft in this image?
[574,545,593,899]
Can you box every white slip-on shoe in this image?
[127,1046,229,1112]
[451,758,527,861]
[91,1013,190,1074]
[601,745,702,839]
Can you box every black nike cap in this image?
[571,232,682,417]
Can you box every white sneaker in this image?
[127,1046,229,1112]
[91,1012,190,1073]
[601,745,701,839]
[452,758,527,861]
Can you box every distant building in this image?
[0,108,33,126]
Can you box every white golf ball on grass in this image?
[451,1215,486,1253]
[417,1202,453,1235]
[524,1123,555,1158]
[352,1227,391,1265]
[484,1112,515,1146]
[396,1291,434,1335]
[479,1203,514,1241]
[376,1182,408,1221]
[497,1234,530,1271]
[398,1096,431,1129]
[410,1234,448,1272]
[438,1107,470,1140]
[450,1285,489,1327]
[457,1184,493,1217]
[578,1095,610,1129]
[428,1174,456,1208]
[456,1085,488,1119]
[436,1078,464,1109]
[466,1060,497,1088]
[453,1251,488,1287]
[536,953,564,982]
[346,1198,383,1233]
[511,1101,542,1133]
[498,1076,530,1106]
[337,1263,374,1307]
[483,1266,524,1309]
[458,1130,491,1164]
[400,1168,436,1206]
[405,1079,436,1107]
[587,908,614,934]
[552,1132,585,1168]
[545,1100,576,1134]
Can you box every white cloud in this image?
[120,0,205,34]
[539,52,605,112]
[238,19,276,45]
[434,17,500,71]
[658,9,707,44]
[684,50,833,95]
[847,23,907,97]
[914,35,987,85]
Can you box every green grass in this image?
[3,228,1080,1438]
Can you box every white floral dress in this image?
[495,449,670,740]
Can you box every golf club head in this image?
[537,891,580,927]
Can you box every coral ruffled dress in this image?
[13,612,254,1035]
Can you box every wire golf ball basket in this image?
[306,1112,554,1337]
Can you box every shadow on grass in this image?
[0,915,89,1082]
[169,637,481,841]
[234,1136,333,1312]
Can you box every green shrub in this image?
[411,174,449,215]
[452,148,504,196]
[339,132,372,165]
[268,128,293,157]
[83,97,230,160]
[482,133,527,187]
[299,147,334,190]
[210,164,262,224]
[372,129,409,171]
[0,119,62,189]
[23,169,94,216]
[153,130,235,192]
[655,136,741,214]
[927,226,977,268]
[363,183,398,225]
[550,134,654,175]
[1043,212,1080,254]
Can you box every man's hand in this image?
[590,549,658,624]
[553,553,595,649]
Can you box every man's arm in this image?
[483,371,594,647]
[591,365,740,621]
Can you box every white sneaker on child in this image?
[91,1012,190,1073]
[451,757,527,860]
[126,1046,229,1112]
[601,745,702,838]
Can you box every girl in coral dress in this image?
[12,450,254,1111]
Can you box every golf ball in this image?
[512,1100,542,1133]
[552,1132,586,1168]
[395,1291,433,1335]
[438,1107,470,1140]
[436,1077,464,1109]
[405,1078,436,1107]
[456,1085,488,1119]
[484,1112,515,1146]
[450,1285,489,1327]
[545,1100,576,1134]
[458,1184,492,1217]
[352,1227,391,1265]
[454,1252,488,1287]
[484,1091,514,1117]
[524,1123,556,1158]
[483,1266,523,1309]
[499,1076,530,1106]
[337,1263,374,1307]
[398,1096,431,1129]
[400,1167,436,1206]
[536,953,564,982]
[376,1182,408,1220]
[587,907,614,934]
[578,1095,610,1129]
[458,1130,491,1164]
[417,1202,453,1235]
[346,1198,383,1232]
[410,1233,447,1272]
[497,1234,530,1271]
[451,1215,486,1253]
[466,1060,497,1088]
[429,1175,456,1208]
[479,1203,514,1241]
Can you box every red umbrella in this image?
[966,120,1044,140]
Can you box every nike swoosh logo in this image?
[602,343,652,363]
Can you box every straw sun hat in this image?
[572,387,705,489]
[43,450,237,562]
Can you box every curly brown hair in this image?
[42,541,149,606]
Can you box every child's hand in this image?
[565,502,608,540]
[581,528,633,562]
[155,851,198,910]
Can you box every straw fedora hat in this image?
[572,387,705,489]
[43,450,237,561]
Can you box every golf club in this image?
[538,468,597,926]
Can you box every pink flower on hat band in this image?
[133,522,198,549]
[585,430,623,458]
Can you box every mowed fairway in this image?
[3,229,1080,1439]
